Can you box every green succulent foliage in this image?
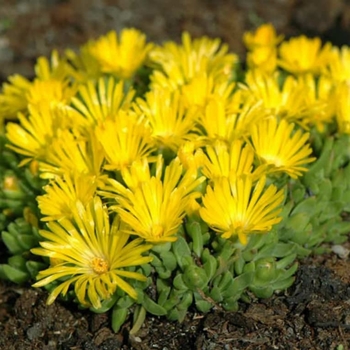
[0,134,47,283]
[276,133,350,256]
[131,216,298,324]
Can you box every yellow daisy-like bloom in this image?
[88,28,153,79]
[250,117,316,179]
[335,82,350,134]
[65,41,102,82]
[244,24,283,73]
[202,139,264,182]
[38,173,98,221]
[0,51,70,125]
[177,141,205,171]
[296,74,334,130]
[242,70,307,121]
[95,110,155,171]
[181,72,237,112]
[100,155,164,198]
[134,89,198,152]
[0,74,31,123]
[27,79,77,110]
[149,32,237,90]
[247,47,278,73]
[70,77,135,125]
[5,103,71,165]
[40,128,105,180]
[200,175,284,245]
[326,46,350,83]
[35,50,69,81]
[243,23,284,50]
[108,158,205,243]
[198,96,266,143]
[278,35,333,75]
[32,196,153,309]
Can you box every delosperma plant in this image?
[1,24,350,332]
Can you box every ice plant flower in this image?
[278,35,333,75]
[32,196,153,309]
[243,23,283,49]
[5,103,72,166]
[334,82,350,134]
[244,23,283,73]
[95,110,155,171]
[134,89,198,152]
[296,74,334,130]
[149,31,237,90]
[40,128,105,180]
[242,70,308,122]
[38,173,98,221]
[0,74,31,123]
[70,77,135,125]
[200,175,284,245]
[326,46,350,83]
[180,73,237,112]
[198,97,266,143]
[250,117,316,178]
[26,79,77,110]
[202,139,264,182]
[88,28,153,79]
[107,158,205,243]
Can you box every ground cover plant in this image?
[1,23,350,346]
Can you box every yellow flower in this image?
[70,77,135,125]
[242,70,307,121]
[88,28,153,79]
[32,196,152,309]
[278,35,333,75]
[202,139,264,182]
[108,158,205,243]
[250,117,315,178]
[0,74,31,123]
[65,41,102,82]
[149,32,237,90]
[177,141,205,171]
[246,47,278,72]
[38,173,98,221]
[243,23,283,49]
[100,155,164,198]
[95,110,155,171]
[27,79,77,109]
[243,24,283,73]
[296,74,334,130]
[335,82,350,134]
[6,103,69,165]
[180,72,236,111]
[198,96,265,143]
[35,50,70,81]
[326,46,350,83]
[134,89,198,151]
[0,51,71,125]
[40,128,105,180]
[200,175,284,245]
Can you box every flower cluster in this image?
[1,25,350,330]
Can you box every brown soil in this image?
[1,1,350,349]
[1,253,350,349]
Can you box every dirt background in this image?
[1,0,350,349]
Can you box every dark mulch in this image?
[1,253,350,349]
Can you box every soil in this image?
[1,253,350,349]
[1,0,350,349]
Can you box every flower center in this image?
[91,257,109,274]
[152,224,164,238]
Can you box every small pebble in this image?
[331,245,350,259]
